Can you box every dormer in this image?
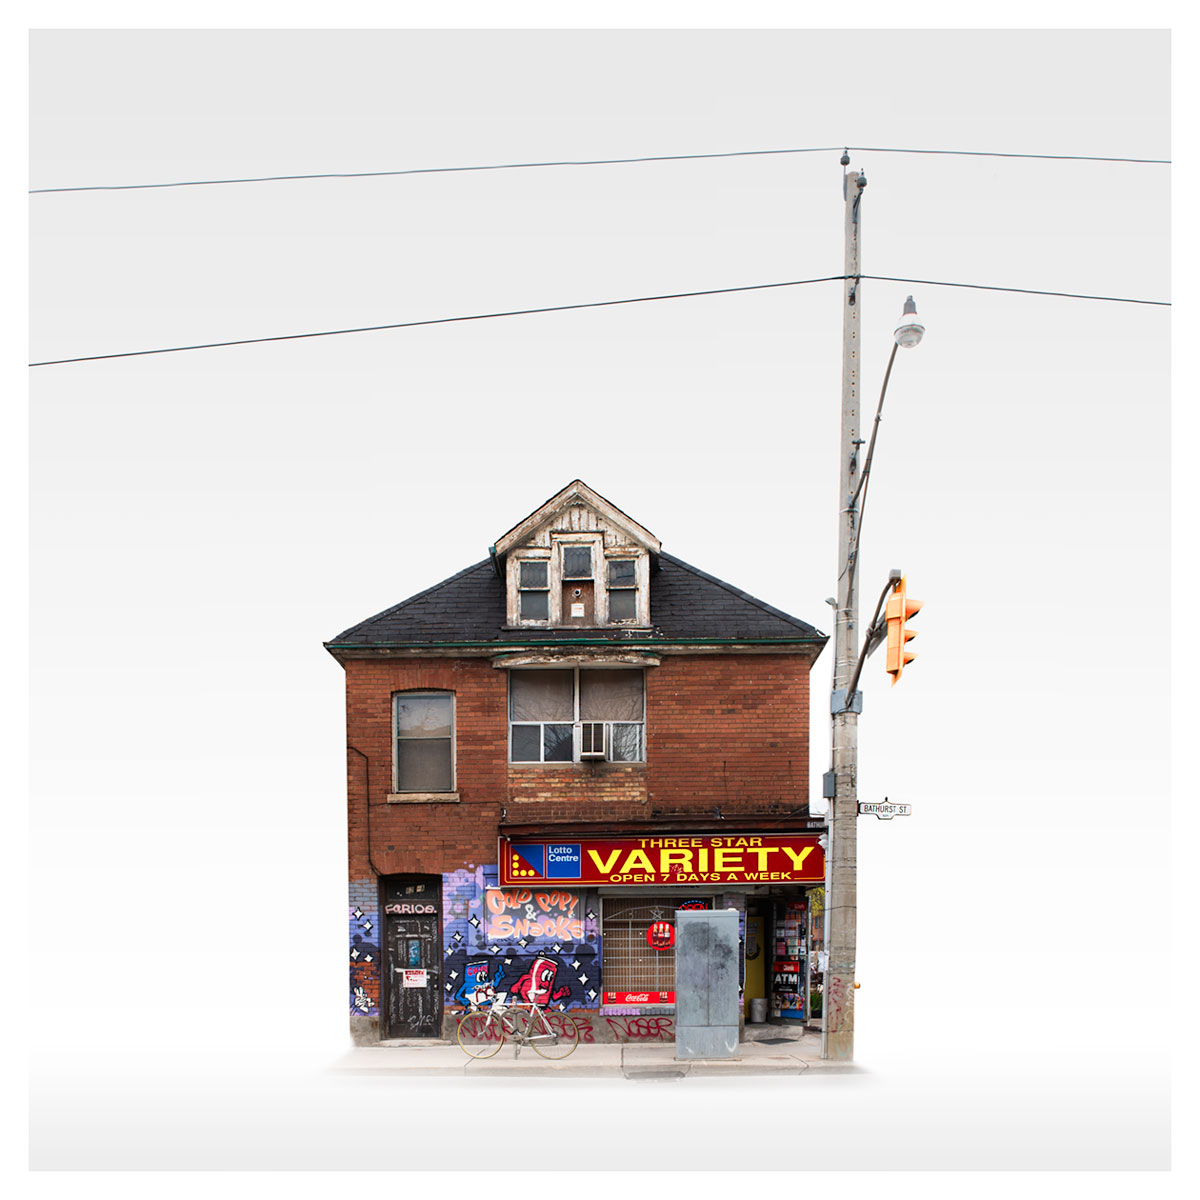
[492,481,661,630]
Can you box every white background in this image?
[17,5,1192,1191]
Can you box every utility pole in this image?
[823,161,866,1061]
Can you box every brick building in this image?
[325,481,829,1045]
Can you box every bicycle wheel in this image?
[526,1007,580,1060]
[457,1011,505,1059]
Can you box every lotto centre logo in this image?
[506,842,581,881]
[546,843,581,879]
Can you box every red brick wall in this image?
[647,655,812,814]
[345,658,508,878]
[344,652,814,878]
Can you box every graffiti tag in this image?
[606,1016,674,1041]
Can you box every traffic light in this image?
[885,576,922,685]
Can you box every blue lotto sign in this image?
[546,843,582,879]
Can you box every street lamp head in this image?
[893,295,925,349]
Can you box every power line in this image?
[861,275,1170,306]
[849,146,1168,164]
[28,277,842,367]
[29,149,842,194]
[29,144,1170,194]
[28,273,1170,368]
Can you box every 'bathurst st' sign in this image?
[499,834,824,887]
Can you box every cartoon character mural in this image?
[441,870,600,1011]
[452,959,506,1006]
[508,955,572,1006]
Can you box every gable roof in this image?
[492,479,661,559]
[325,551,826,652]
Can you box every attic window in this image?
[518,560,549,620]
[507,537,648,628]
[608,559,637,621]
[562,546,592,579]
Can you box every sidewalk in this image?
[331,1022,861,1079]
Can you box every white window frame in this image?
[508,667,646,764]
[507,536,649,628]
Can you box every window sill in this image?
[386,792,461,804]
[507,761,646,770]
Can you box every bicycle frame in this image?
[457,993,577,1059]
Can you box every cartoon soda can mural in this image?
[508,955,572,1006]
[452,959,506,1006]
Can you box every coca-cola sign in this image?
[603,991,675,1005]
[646,920,675,950]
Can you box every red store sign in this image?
[499,833,824,887]
[604,991,675,1005]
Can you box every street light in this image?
[893,295,925,349]
[846,296,926,576]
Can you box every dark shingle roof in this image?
[325,552,826,650]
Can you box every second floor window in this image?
[394,691,455,792]
[509,668,645,763]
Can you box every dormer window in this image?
[518,560,550,621]
[497,481,661,629]
[562,546,592,579]
[607,559,638,622]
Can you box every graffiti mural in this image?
[508,955,572,1005]
[442,868,600,1011]
[348,879,381,1017]
[485,889,584,941]
[451,958,508,1006]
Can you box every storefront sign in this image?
[604,991,675,1005]
[402,970,428,988]
[500,834,824,886]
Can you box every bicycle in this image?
[456,988,580,1060]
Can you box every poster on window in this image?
[499,833,824,886]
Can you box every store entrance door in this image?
[743,908,768,1021]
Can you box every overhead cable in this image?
[29,144,1170,194]
[28,277,841,366]
[28,273,1170,368]
[860,275,1170,306]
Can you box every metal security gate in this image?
[599,896,712,1001]
[382,877,442,1039]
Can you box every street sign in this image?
[858,801,912,820]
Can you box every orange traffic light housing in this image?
[885,576,922,685]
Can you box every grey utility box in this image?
[674,908,741,1060]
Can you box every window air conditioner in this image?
[579,722,607,760]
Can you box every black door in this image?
[382,876,442,1038]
